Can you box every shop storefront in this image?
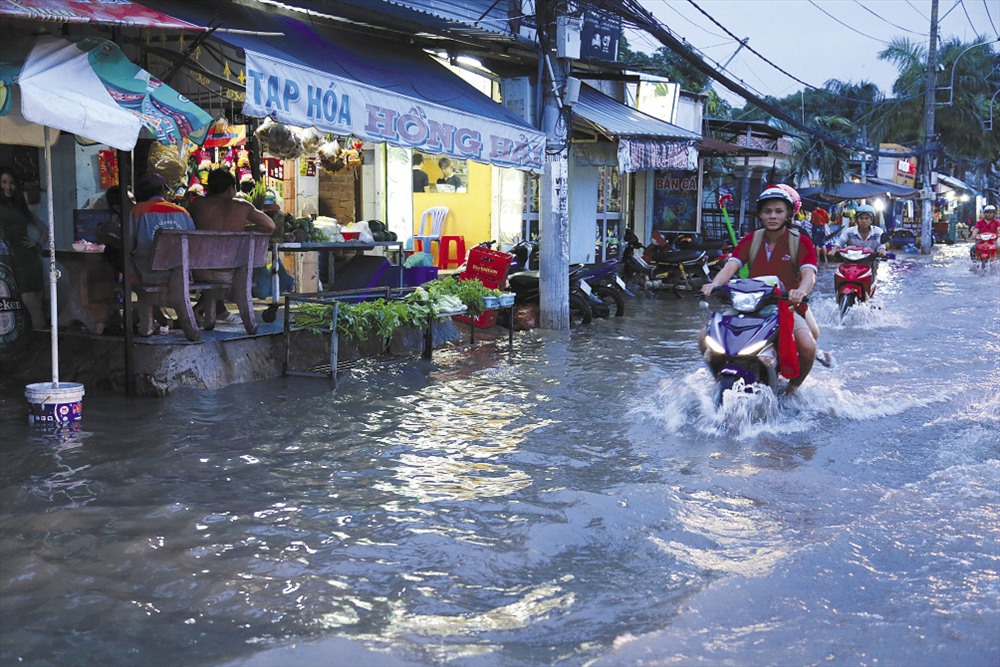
[565,83,699,263]
[144,1,545,264]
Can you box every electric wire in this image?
[806,0,892,44]
[610,0,926,157]
[679,0,916,104]
[685,0,834,91]
[958,0,979,35]
[851,0,928,36]
[652,0,730,40]
[982,0,999,36]
[905,0,930,21]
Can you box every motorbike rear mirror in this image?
[880,232,891,243]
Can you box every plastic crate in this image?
[454,246,513,328]
[404,266,438,286]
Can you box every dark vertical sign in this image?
[581,7,621,63]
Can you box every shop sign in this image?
[895,157,917,187]
[299,158,316,178]
[652,169,698,232]
[265,157,285,181]
[243,50,545,172]
[580,7,621,63]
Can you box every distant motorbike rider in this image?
[700,185,821,392]
[832,204,886,256]
[970,205,999,251]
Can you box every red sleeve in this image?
[732,233,754,267]
[799,234,818,269]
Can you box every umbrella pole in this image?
[45,127,58,387]
[119,151,136,396]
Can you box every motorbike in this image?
[623,230,710,296]
[668,232,734,281]
[502,238,594,326]
[700,276,805,405]
[832,245,880,320]
[971,232,998,272]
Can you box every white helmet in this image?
[855,204,877,219]
[756,186,798,227]
[985,205,997,212]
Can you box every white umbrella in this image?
[11,34,212,388]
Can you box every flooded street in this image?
[1,243,997,667]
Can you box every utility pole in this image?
[920,0,939,254]
[537,0,570,330]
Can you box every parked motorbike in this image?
[668,232,733,281]
[623,230,710,296]
[832,246,879,320]
[700,276,806,405]
[971,232,998,272]
[502,238,594,326]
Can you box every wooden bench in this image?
[134,230,271,341]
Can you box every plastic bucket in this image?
[25,382,85,425]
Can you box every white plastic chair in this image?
[413,206,449,255]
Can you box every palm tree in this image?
[785,115,857,189]
[872,36,1000,182]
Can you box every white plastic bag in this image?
[353,220,374,244]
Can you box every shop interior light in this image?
[873,199,886,212]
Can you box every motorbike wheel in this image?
[569,292,593,327]
[838,293,857,321]
[714,375,743,406]
[593,285,626,317]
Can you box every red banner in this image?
[98,150,118,189]
[0,0,204,29]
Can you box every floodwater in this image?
[1,244,997,667]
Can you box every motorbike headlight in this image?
[731,291,764,313]
[705,335,725,354]
[737,340,767,356]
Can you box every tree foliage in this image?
[618,35,710,93]
[731,36,998,184]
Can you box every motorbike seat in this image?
[652,249,706,264]
[508,271,540,290]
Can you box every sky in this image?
[629,0,999,106]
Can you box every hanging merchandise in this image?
[316,137,363,173]
[343,138,364,169]
[147,140,188,186]
[236,148,254,184]
[298,126,325,154]
[317,139,343,172]
[254,117,303,160]
[189,147,212,184]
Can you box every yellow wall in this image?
[412,160,492,259]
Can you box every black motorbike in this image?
[500,239,594,326]
[623,230,710,296]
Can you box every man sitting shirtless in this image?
[187,169,275,321]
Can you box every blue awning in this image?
[144,2,544,172]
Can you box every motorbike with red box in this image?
[971,232,998,273]
[832,245,879,320]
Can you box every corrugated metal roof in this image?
[574,84,700,140]
[936,173,979,193]
[377,0,513,35]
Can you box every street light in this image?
[940,38,1000,106]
